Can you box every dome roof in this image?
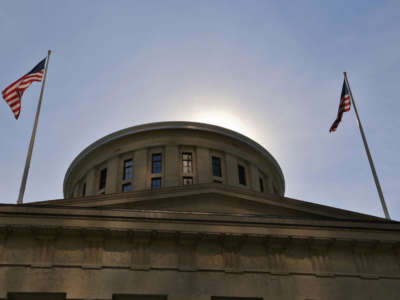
[64,121,285,197]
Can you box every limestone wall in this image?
[0,226,399,300]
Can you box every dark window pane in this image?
[183,176,193,185]
[152,153,162,173]
[182,152,192,173]
[122,183,132,192]
[212,156,222,177]
[238,165,246,186]
[99,168,107,189]
[151,177,162,189]
[7,292,66,300]
[113,295,167,300]
[259,177,264,192]
[212,297,263,300]
[123,159,133,180]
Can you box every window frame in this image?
[212,156,222,177]
[151,153,162,174]
[238,164,247,186]
[122,182,132,192]
[182,152,193,174]
[259,177,264,193]
[123,159,133,180]
[151,177,162,189]
[99,168,107,190]
[183,176,193,185]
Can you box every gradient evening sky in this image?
[1,1,399,219]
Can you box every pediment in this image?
[106,193,321,218]
[33,184,383,221]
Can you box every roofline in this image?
[63,121,285,197]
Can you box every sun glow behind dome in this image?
[193,110,255,139]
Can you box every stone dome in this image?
[64,121,285,199]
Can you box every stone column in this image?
[178,233,200,271]
[250,164,259,191]
[105,156,119,194]
[221,234,245,273]
[164,146,180,187]
[266,175,273,193]
[0,228,9,264]
[133,149,147,190]
[85,169,96,196]
[265,237,288,274]
[393,243,400,271]
[82,231,104,269]
[225,154,238,186]
[197,147,211,184]
[308,238,332,276]
[31,228,58,268]
[130,231,152,270]
[352,242,376,276]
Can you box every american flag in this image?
[2,58,46,119]
[329,80,351,132]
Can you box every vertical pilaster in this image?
[352,242,376,276]
[0,228,9,264]
[82,231,104,269]
[105,156,119,194]
[178,233,200,271]
[250,164,259,191]
[308,239,332,276]
[164,146,179,187]
[85,169,96,196]
[265,237,288,274]
[130,231,152,270]
[225,154,237,186]
[196,147,211,184]
[266,175,273,193]
[31,228,58,268]
[133,149,147,190]
[221,234,245,273]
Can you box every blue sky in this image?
[1,1,399,220]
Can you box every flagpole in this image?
[343,72,390,220]
[17,50,51,205]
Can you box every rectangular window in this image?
[151,177,162,189]
[7,293,66,300]
[238,165,246,186]
[259,177,264,192]
[211,297,263,300]
[82,183,86,196]
[123,159,133,180]
[212,156,222,177]
[122,183,132,192]
[99,168,107,190]
[113,295,167,300]
[152,153,162,174]
[183,176,193,185]
[182,152,192,173]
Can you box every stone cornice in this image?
[0,205,399,244]
[28,183,390,221]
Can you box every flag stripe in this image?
[1,59,46,119]
[2,70,44,95]
[329,80,351,132]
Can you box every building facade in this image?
[0,122,399,300]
